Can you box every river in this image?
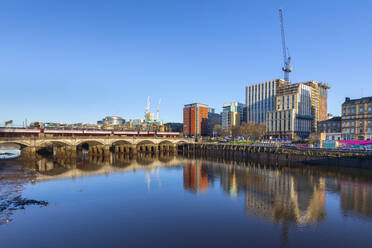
[0,152,371,248]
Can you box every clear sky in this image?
[1,0,371,125]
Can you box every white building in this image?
[245,79,288,124]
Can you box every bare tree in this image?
[307,133,320,144]
[239,122,266,140]
[292,134,302,143]
[213,124,224,137]
[231,126,241,137]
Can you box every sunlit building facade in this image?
[341,97,372,140]
[183,103,209,136]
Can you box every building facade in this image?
[207,108,221,137]
[341,97,372,140]
[266,81,329,139]
[183,103,209,136]
[245,79,288,124]
[318,117,341,133]
[318,117,341,141]
[164,123,183,132]
[221,102,244,129]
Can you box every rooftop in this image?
[343,96,372,104]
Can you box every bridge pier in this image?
[103,145,110,156]
[131,145,137,154]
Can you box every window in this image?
[351,129,354,134]
[360,121,363,126]
[360,107,364,113]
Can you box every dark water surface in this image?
[0,153,372,248]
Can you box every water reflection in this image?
[339,180,372,219]
[3,152,372,228]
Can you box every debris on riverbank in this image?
[0,160,48,225]
[0,196,48,212]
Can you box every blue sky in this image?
[1,0,371,124]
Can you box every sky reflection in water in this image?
[0,153,372,248]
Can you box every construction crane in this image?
[156,98,162,121]
[145,96,151,115]
[279,8,292,82]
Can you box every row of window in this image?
[320,122,340,128]
[343,104,372,114]
[343,120,372,127]
[277,95,296,110]
[343,128,372,134]
[343,114,372,119]
[268,110,292,120]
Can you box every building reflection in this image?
[183,162,327,225]
[242,167,326,225]
[339,180,372,218]
[183,161,209,193]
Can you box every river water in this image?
[0,152,371,248]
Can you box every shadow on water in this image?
[1,150,372,244]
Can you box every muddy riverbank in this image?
[0,160,48,225]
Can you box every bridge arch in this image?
[38,140,71,148]
[0,142,27,149]
[136,140,156,152]
[135,140,156,145]
[76,140,105,146]
[158,140,174,145]
[111,140,133,146]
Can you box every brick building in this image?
[183,103,209,136]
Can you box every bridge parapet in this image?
[0,136,194,151]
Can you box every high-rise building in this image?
[207,108,221,137]
[221,102,244,129]
[245,79,288,124]
[341,97,372,140]
[266,81,329,139]
[183,103,209,136]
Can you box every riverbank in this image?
[0,160,48,225]
[181,143,372,169]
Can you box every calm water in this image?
[0,153,372,248]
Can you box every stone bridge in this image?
[0,136,194,155]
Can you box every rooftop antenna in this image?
[279,8,292,82]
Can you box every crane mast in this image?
[156,98,162,121]
[279,8,292,82]
[145,96,151,114]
